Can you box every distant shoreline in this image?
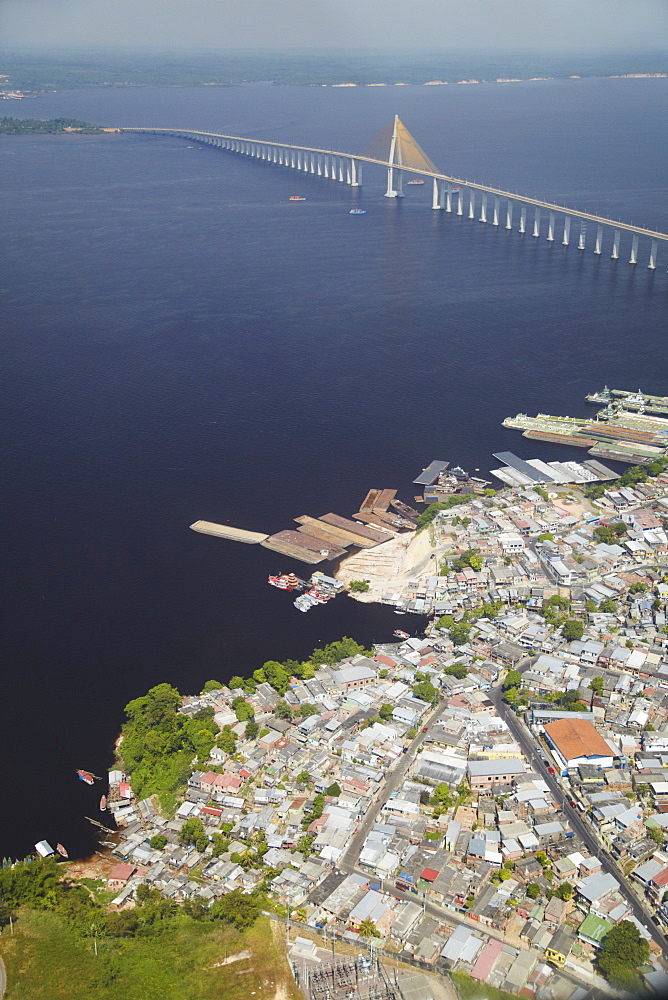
[0,71,668,101]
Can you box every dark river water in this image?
[1,77,666,859]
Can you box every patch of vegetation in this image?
[451,972,522,1000]
[0,116,105,134]
[0,907,298,1000]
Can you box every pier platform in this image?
[190,521,268,544]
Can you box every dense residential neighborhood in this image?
[103,469,668,999]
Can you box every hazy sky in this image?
[1,0,666,53]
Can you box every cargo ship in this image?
[406,179,424,185]
[586,386,668,416]
[503,410,667,464]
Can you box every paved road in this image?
[338,701,448,875]
[488,673,668,956]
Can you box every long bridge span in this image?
[124,117,666,269]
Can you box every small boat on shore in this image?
[56,843,69,859]
[100,795,107,811]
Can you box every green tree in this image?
[600,919,649,967]
[179,817,205,846]
[202,679,223,692]
[263,660,290,694]
[556,881,573,901]
[413,679,438,704]
[449,622,472,646]
[629,582,647,594]
[349,580,370,592]
[599,599,617,613]
[444,662,468,679]
[589,676,604,695]
[358,918,379,938]
[211,834,229,857]
[296,770,312,785]
[210,890,260,930]
[244,719,259,741]
[298,702,319,717]
[274,700,293,720]
[538,532,554,542]
[431,783,451,804]
[526,883,541,899]
[150,834,167,850]
[231,696,254,722]
[503,670,522,690]
[308,636,371,667]
[379,703,394,720]
[216,726,237,754]
[562,619,585,641]
[326,782,342,797]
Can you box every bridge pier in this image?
[629,233,639,264]
[350,159,361,186]
[547,210,556,241]
[456,189,463,216]
[594,224,603,254]
[445,188,452,212]
[492,195,500,226]
[519,204,526,234]
[533,207,541,237]
[505,201,513,230]
[385,166,404,197]
[611,229,621,259]
[432,178,445,210]
[578,221,586,249]
[479,193,488,223]
[468,191,475,220]
[562,216,571,246]
[648,239,658,269]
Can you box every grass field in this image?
[0,909,301,1000]
[451,972,523,1000]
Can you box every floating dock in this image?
[190,521,268,544]
[261,530,346,564]
[359,488,397,513]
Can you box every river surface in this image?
[1,77,667,859]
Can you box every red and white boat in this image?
[100,795,107,811]
[393,630,410,639]
[76,769,95,785]
[289,196,306,201]
[268,574,300,591]
[56,843,69,859]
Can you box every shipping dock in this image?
[503,410,668,464]
[586,386,668,416]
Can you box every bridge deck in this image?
[123,128,668,242]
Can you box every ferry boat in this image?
[393,630,410,639]
[289,196,307,201]
[349,209,366,214]
[406,179,424,185]
[76,769,95,785]
[268,574,297,590]
[294,593,319,612]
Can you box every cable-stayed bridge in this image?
[124,116,666,269]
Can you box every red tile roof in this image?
[420,867,440,882]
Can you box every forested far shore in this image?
[0,116,106,133]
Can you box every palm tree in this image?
[358,918,377,939]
